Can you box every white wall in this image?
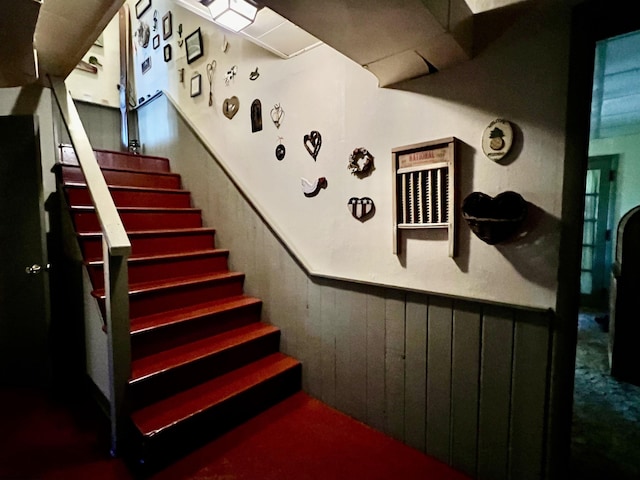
[589,132,640,234]
[66,13,121,107]
[132,0,571,310]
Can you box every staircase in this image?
[55,145,302,465]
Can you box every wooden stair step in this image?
[78,228,217,261]
[70,206,202,232]
[86,249,230,289]
[59,164,181,189]
[130,295,263,359]
[131,352,302,439]
[94,272,246,319]
[60,145,171,173]
[64,183,191,208]
[129,323,281,408]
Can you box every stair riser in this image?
[131,302,262,360]
[66,187,191,209]
[60,146,171,173]
[130,330,281,409]
[72,211,202,232]
[80,232,216,262]
[126,277,246,318]
[61,165,180,189]
[87,254,229,290]
[135,363,302,464]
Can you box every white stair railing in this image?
[49,75,131,456]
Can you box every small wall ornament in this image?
[222,96,239,119]
[270,104,284,129]
[348,147,375,178]
[482,119,513,162]
[348,197,375,222]
[301,177,327,197]
[251,99,263,133]
[461,191,528,245]
[303,130,322,161]
[275,137,286,161]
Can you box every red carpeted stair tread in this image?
[131,353,301,437]
[130,323,280,383]
[64,182,187,194]
[78,227,216,238]
[70,205,201,214]
[59,144,171,172]
[130,295,261,335]
[91,271,245,299]
[60,162,180,178]
[85,248,229,267]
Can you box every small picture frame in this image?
[152,34,160,49]
[185,27,204,64]
[191,73,202,97]
[142,56,152,74]
[162,11,172,40]
[135,0,152,18]
[164,44,172,62]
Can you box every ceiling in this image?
[590,30,640,139]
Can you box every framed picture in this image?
[162,11,172,40]
[191,73,202,97]
[164,44,172,62]
[142,56,152,74]
[135,0,152,18]
[185,28,203,64]
[152,34,160,49]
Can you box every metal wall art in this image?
[153,10,159,31]
[190,73,201,97]
[225,65,237,85]
[206,60,216,106]
[301,177,327,197]
[185,28,203,64]
[348,147,374,178]
[177,24,183,47]
[275,137,286,161]
[303,130,322,161]
[392,137,459,257]
[222,96,239,119]
[461,191,527,245]
[348,197,375,222]
[482,119,513,162]
[270,104,284,129]
[249,67,260,80]
[251,99,263,133]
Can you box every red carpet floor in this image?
[0,388,471,480]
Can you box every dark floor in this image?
[0,387,469,480]
[570,311,640,479]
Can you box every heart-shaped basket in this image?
[461,191,528,245]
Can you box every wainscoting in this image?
[131,94,556,480]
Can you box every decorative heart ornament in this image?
[222,96,239,119]
[348,197,375,221]
[270,104,285,129]
[461,191,527,245]
[303,130,322,161]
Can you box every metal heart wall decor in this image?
[270,104,284,129]
[348,197,375,222]
[303,130,322,160]
[222,96,239,119]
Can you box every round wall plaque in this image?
[482,119,513,162]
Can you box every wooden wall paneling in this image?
[304,280,323,396]
[450,300,482,477]
[425,296,453,463]
[477,306,514,480]
[54,101,121,151]
[319,283,337,406]
[404,292,428,452]
[384,288,406,441]
[509,310,552,480]
[366,290,387,432]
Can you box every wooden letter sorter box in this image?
[392,137,458,257]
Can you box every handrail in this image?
[49,75,131,456]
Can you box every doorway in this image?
[570,26,640,480]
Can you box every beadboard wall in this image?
[136,94,556,480]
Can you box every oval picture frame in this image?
[482,119,513,162]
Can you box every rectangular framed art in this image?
[185,28,203,64]
[135,0,151,18]
[190,73,201,97]
[162,11,172,40]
